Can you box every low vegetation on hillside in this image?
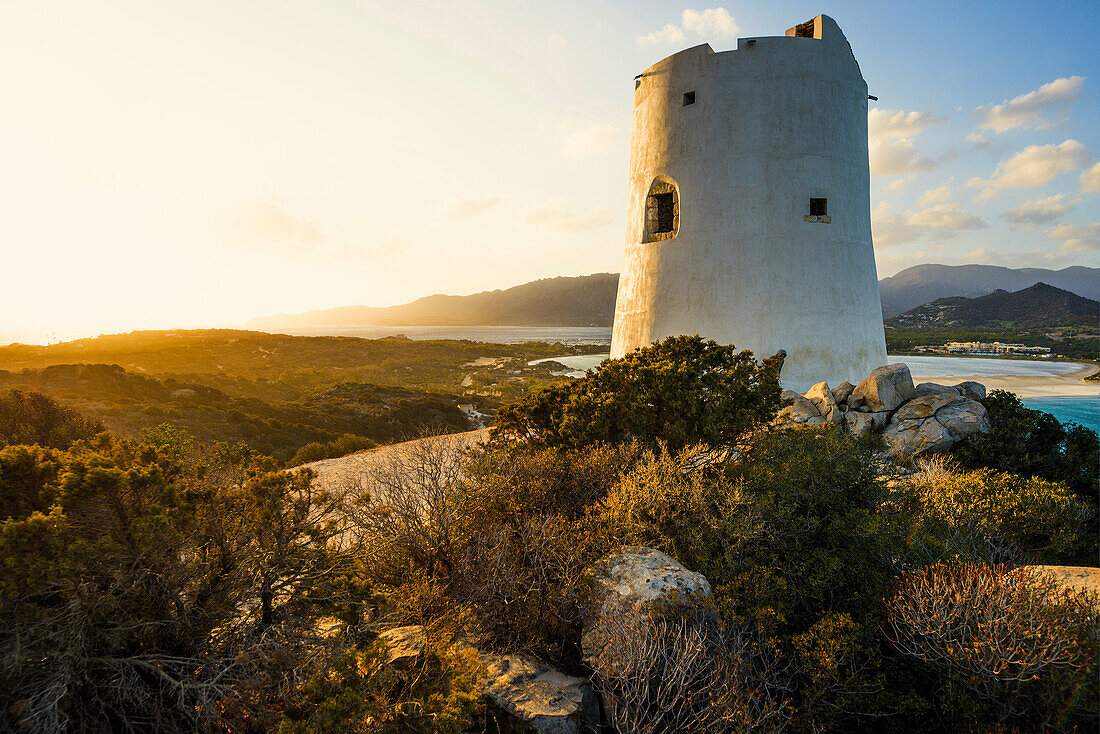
[0,331,586,463]
[0,336,1097,732]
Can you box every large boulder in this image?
[954,381,987,400]
[845,411,874,441]
[776,390,826,427]
[481,654,600,734]
[881,394,990,457]
[849,364,916,413]
[804,381,842,425]
[831,381,856,405]
[581,547,713,665]
[913,382,960,398]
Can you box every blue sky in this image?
[0,1,1096,341]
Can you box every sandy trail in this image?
[300,428,490,491]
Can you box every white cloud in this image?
[636,23,685,47]
[907,203,984,233]
[918,181,954,206]
[871,202,919,248]
[446,196,502,219]
[967,139,1092,201]
[1046,222,1100,255]
[681,8,739,40]
[524,204,616,232]
[1081,161,1100,193]
[869,138,936,176]
[975,76,1086,133]
[226,199,323,254]
[880,177,912,194]
[559,121,622,157]
[868,108,943,140]
[1000,194,1076,226]
[966,131,991,149]
[637,7,738,46]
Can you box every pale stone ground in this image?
[910,363,1098,398]
[299,428,490,490]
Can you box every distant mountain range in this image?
[886,283,1099,330]
[878,264,1100,318]
[247,274,620,329]
[248,265,1100,329]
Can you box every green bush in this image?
[953,390,1099,506]
[905,458,1091,563]
[0,388,103,449]
[290,433,378,466]
[493,335,782,451]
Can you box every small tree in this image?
[493,335,782,451]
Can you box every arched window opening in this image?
[643,177,679,242]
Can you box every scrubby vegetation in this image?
[0,330,588,464]
[1,336,1097,732]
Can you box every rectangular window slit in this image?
[809,198,827,216]
[683,91,696,106]
[647,193,675,234]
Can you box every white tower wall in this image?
[610,15,887,390]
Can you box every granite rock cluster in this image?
[776,363,991,457]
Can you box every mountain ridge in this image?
[247,265,1100,329]
[885,282,1099,329]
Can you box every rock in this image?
[378,625,427,666]
[776,389,826,427]
[1023,566,1100,613]
[845,411,874,441]
[480,654,601,734]
[881,394,990,457]
[831,381,855,405]
[582,547,713,665]
[954,381,987,400]
[804,381,842,425]
[913,382,960,397]
[849,364,916,413]
[869,411,891,430]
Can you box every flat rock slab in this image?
[378,625,427,666]
[481,655,600,734]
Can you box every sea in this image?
[254,326,1097,431]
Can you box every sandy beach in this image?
[906,361,1098,398]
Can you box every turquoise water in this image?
[1022,396,1100,432]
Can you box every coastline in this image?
[908,363,1098,399]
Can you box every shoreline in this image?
[908,363,1098,399]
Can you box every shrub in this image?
[906,458,1092,563]
[290,433,377,467]
[953,390,1099,507]
[590,612,788,734]
[592,430,908,731]
[493,335,782,451]
[277,636,481,734]
[886,563,1100,729]
[0,388,103,449]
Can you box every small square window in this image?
[809,198,827,216]
[683,91,696,106]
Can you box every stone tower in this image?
[610,15,887,390]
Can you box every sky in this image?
[1,0,1097,343]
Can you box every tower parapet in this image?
[611,15,887,389]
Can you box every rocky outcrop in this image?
[831,381,855,405]
[849,364,916,412]
[379,627,598,733]
[481,655,600,734]
[804,381,842,425]
[774,364,991,457]
[881,394,990,457]
[378,625,427,667]
[581,547,713,665]
[776,390,826,427]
